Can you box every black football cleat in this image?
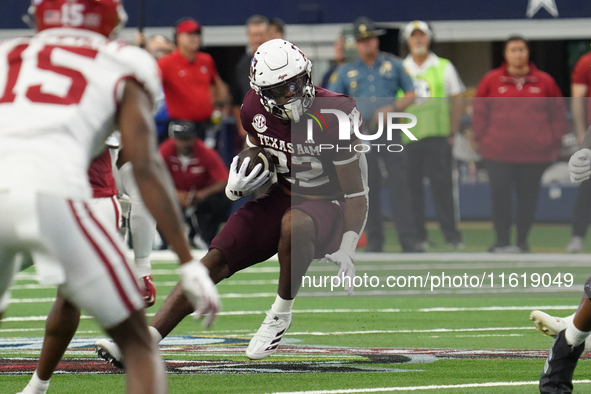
[539,329,585,394]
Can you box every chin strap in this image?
[284,100,303,123]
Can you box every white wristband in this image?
[340,231,359,255]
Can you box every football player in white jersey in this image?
[0,1,220,393]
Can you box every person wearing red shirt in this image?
[159,123,230,245]
[158,18,229,140]
[472,36,566,253]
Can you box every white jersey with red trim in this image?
[0,28,160,199]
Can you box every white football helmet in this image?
[249,39,314,123]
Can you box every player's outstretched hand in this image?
[225,156,270,201]
[179,260,220,327]
[322,250,356,295]
[569,148,591,183]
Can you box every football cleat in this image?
[246,310,292,360]
[530,311,568,338]
[95,339,125,369]
[141,275,156,307]
[540,329,585,394]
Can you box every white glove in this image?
[225,156,270,201]
[322,249,356,295]
[179,260,220,328]
[569,148,591,184]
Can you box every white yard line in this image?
[271,380,591,394]
[286,327,534,336]
[430,334,523,338]
[1,305,577,322]
[417,305,577,312]
[148,250,591,263]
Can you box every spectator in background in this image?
[232,15,270,139]
[401,21,464,250]
[143,35,174,143]
[323,32,357,88]
[472,36,566,253]
[269,17,285,39]
[321,35,345,88]
[158,18,229,141]
[146,34,174,60]
[565,49,591,252]
[328,16,423,253]
[159,122,230,247]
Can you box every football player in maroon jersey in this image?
[97,39,368,362]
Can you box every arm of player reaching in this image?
[323,139,369,295]
[117,79,220,326]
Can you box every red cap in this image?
[176,20,201,34]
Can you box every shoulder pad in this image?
[105,43,161,107]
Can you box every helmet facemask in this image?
[255,70,314,123]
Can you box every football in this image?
[236,147,275,177]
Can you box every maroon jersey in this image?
[241,87,359,197]
[88,149,117,198]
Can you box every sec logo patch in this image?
[252,114,268,133]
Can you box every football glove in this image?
[179,260,220,328]
[225,156,270,201]
[569,148,591,184]
[322,249,356,295]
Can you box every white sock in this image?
[23,371,50,394]
[149,326,163,345]
[584,337,591,354]
[135,257,152,278]
[565,320,591,347]
[271,295,294,314]
[119,162,157,269]
[563,313,575,326]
